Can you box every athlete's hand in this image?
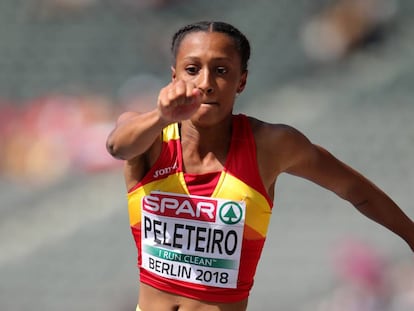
[157,80,202,123]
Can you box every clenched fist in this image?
[157,80,202,123]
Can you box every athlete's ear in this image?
[171,66,177,81]
[237,70,248,94]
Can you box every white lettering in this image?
[160,197,179,213]
[143,195,160,211]
[175,200,196,217]
[153,162,178,178]
[196,202,215,219]
[143,196,215,220]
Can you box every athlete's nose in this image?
[197,69,214,95]
[197,86,214,95]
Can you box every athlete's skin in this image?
[106,26,414,311]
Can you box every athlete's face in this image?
[172,31,247,125]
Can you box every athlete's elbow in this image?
[106,141,119,159]
[106,136,127,160]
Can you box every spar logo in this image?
[219,202,243,225]
[142,192,217,222]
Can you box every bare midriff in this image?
[138,283,249,311]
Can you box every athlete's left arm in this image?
[277,126,414,252]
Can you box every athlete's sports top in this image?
[127,114,273,303]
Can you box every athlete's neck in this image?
[180,117,232,174]
[180,117,232,153]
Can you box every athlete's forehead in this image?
[175,31,241,64]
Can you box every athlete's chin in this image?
[194,104,217,116]
[190,111,220,127]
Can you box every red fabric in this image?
[131,114,272,303]
[184,171,221,197]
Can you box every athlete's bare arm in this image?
[106,110,166,161]
[106,80,201,162]
[106,80,202,189]
[254,120,414,251]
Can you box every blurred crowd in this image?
[21,0,186,20]
[0,93,120,186]
[305,238,414,311]
[301,0,399,62]
[0,72,165,187]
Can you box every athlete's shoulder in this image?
[246,116,308,144]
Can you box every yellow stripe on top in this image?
[213,173,272,238]
[127,172,188,226]
[128,171,272,237]
[163,123,180,141]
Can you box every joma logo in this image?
[153,162,177,178]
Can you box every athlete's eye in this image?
[185,66,198,75]
[216,67,227,74]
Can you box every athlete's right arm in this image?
[106,109,168,161]
[106,80,201,161]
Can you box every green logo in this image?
[219,202,243,225]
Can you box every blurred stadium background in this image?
[1,0,414,310]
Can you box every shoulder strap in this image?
[225,114,269,200]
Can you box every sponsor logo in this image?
[219,202,243,225]
[153,162,178,178]
[142,192,217,222]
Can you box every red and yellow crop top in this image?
[127,114,273,303]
